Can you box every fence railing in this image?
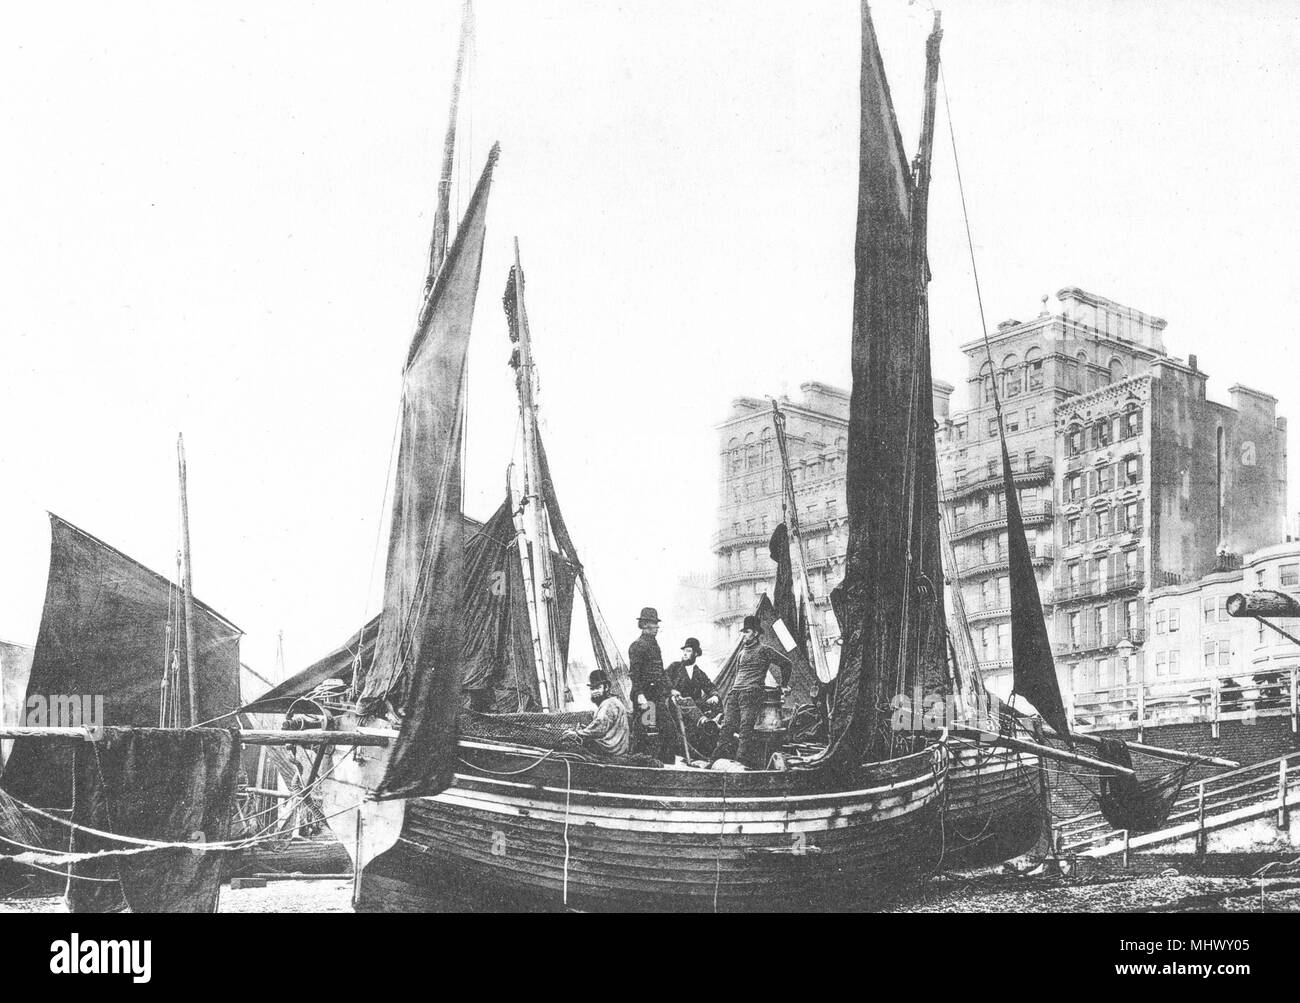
[1068,665,1299,737]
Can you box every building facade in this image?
[713,383,851,674]
[936,287,1287,702]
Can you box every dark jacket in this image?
[666,660,717,706]
[732,641,793,691]
[629,633,666,705]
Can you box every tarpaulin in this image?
[68,727,240,913]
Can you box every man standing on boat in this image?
[716,616,792,768]
[563,669,629,757]
[666,637,720,758]
[629,607,673,763]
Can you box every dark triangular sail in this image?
[825,7,947,768]
[2,515,242,809]
[361,147,499,800]
[1001,438,1071,741]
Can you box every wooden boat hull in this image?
[942,741,1045,868]
[324,739,947,912]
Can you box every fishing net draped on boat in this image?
[1096,737,1193,834]
[458,711,662,767]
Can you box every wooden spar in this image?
[0,727,391,747]
[508,240,562,709]
[1226,590,1300,620]
[508,463,553,711]
[771,402,834,683]
[949,726,1138,778]
[177,434,200,728]
[1040,728,1239,769]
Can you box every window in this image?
[1125,549,1139,580]
[998,575,1010,605]
[1281,564,1300,588]
[1256,569,1266,588]
[1155,651,1169,677]
[1025,407,1037,427]
[1123,501,1141,531]
[1026,348,1044,391]
[1125,407,1142,439]
[1096,507,1111,537]
[1126,600,1139,633]
[1095,420,1111,447]
[981,579,995,609]
[997,622,1011,656]
[955,422,968,442]
[1169,608,1180,632]
[1068,517,1082,544]
[988,417,999,438]
[1203,640,1231,671]
[1005,413,1021,433]
[1124,456,1143,485]
[1098,464,1114,492]
[1096,657,1114,689]
[986,458,998,479]
[1068,474,1083,502]
[1068,612,1081,646]
[1203,596,1218,623]
[1024,447,1037,471]
[1067,429,1083,456]
[1169,651,1181,676]
[1155,610,1167,635]
[980,627,993,661]
[1068,562,1081,589]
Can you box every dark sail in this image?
[363,147,499,800]
[534,434,631,702]
[769,524,806,658]
[1001,439,1071,741]
[714,595,817,709]
[826,7,946,767]
[2,515,241,809]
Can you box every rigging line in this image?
[352,399,403,672]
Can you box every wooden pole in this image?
[1279,758,1289,830]
[1196,782,1207,860]
[0,727,390,747]
[1040,727,1238,768]
[950,726,1138,778]
[178,435,200,728]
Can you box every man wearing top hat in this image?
[716,614,792,768]
[628,606,673,763]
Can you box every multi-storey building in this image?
[713,383,852,675]
[936,287,1288,701]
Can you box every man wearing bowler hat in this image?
[716,614,792,768]
[666,637,720,757]
[628,606,673,762]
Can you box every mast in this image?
[508,464,555,711]
[505,240,563,710]
[177,434,200,728]
[426,0,475,290]
[771,402,834,684]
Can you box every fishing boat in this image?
[249,1,962,912]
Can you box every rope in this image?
[713,772,726,914]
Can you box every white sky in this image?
[2,1,1298,683]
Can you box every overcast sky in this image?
[2,1,1298,684]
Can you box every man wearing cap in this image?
[717,615,793,768]
[563,669,629,757]
[628,606,672,763]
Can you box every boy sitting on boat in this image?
[563,669,630,757]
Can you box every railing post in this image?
[1195,782,1207,861]
[1291,665,1298,735]
[1137,683,1146,743]
[1211,676,1221,741]
[1122,829,1130,869]
[1279,759,1290,831]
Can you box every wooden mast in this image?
[509,242,563,710]
[508,463,554,711]
[771,402,834,684]
[177,434,200,727]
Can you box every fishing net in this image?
[458,711,662,767]
[1096,737,1194,834]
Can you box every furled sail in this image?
[825,6,947,768]
[1001,438,1071,741]
[2,515,242,809]
[360,147,499,800]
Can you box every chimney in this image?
[1188,353,1198,372]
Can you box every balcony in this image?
[951,501,1054,542]
[958,545,1055,580]
[1053,628,1146,656]
[944,459,1054,503]
[1052,571,1145,605]
[711,568,773,589]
